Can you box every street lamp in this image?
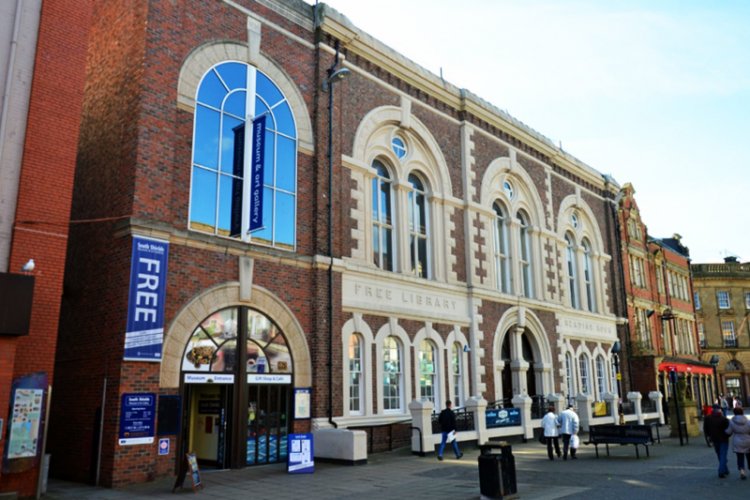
[710,354,720,405]
[323,49,349,427]
[612,341,624,424]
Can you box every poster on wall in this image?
[119,393,156,445]
[3,372,48,474]
[124,236,169,361]
[294,388,311,420]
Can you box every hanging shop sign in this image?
[124,236,169,361]
[118,393,156,445]
[248,114,266,232]
[247,373,291,384]
[184,373,235,384]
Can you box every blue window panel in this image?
[197,70,227,108]
[262,130,275,185]
[193,106,220,168]
[256,72,283,109]
[276,135,296,192]
[190,167,217,230]
[220,115,243,173]
[216,61,247,92]
[274,102,295,138]
[254,97,271,122]
[224,90,246,120]
[217,174,235,235]
[275,192,295,247]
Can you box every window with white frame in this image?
[579,354,591,395]
[610,357,619,396]
[595,355,607,399]
[636,308,653,350]
[565,233,579,309]
[656,267,665,294]
[407,173,430,279]
[745,291,750,309]
[694,291,701,310]
[371,160,394,271]
[391,135,407,159]
[348,333,363,414]
[493,202,511,293]
[582,239,596,312]
[518,211,534,298]
[451,342,463,407]
[722,321,736,348]
[190,61,297,249]
[630,256,646,288]
[698,322,706,348]
[383,336,403,411]
[418,340,438,406]
[717,291,731,309]
[565,352,575,403]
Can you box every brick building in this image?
[48,0,628,487]
[616,184,713,415]
[0,0,92,497]
[693,257,750,404]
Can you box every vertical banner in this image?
[248,115,266,232]
[124,236,169,361]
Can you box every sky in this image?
[311,0,750,263]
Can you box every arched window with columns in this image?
[407,172,431,278]
[371,159,395,271]
[383,336,403,412]
[517,210,534,298]
[494,201,511,293]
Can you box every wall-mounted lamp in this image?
[322,67,350,92]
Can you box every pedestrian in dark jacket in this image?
[704,404,730,478]
[726,406,750,480]
[437,400,462,460]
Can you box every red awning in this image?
[658,361,713,375]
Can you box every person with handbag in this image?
[436,400,463,461]
[541,405,562,460]
[726,406,750,480]
[557,404,580,460]
[704,404,730,478]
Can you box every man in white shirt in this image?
[557,404,580,460]
[541,406,562,460]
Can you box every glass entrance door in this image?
[246,384,291,465]
[188,384,232,468]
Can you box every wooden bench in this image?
[584,424,654,458]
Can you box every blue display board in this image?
[287,433,314,474]
[119,393,156,445]
[486,407,522,428]
[124,236,169,361]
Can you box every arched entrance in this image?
[180,306,294,467]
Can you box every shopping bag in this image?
[446,430,455,443]
[570,434,580,449]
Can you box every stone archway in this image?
[160,282,311,389]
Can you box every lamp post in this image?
[323,49,349,427]
[710,354,720,406]
[612,341,624,424]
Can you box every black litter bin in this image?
[478,442,517,499]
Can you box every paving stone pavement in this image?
[44,426,750,499]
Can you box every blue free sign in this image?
[119,393,156,445]
[486,407,522,428]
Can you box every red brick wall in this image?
[0,0,93,496]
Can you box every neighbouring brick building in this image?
[693,257,750,405]
[48,0,629,487]
[616,184,713,423]
[0,0,93,497]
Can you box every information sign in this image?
[287,433,314,474]
[118,393,156,445]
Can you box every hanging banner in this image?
[124,236,169,361]
[248,115,266,232]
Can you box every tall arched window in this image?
[418,340,438,406]
[190,61,297,249]
[451,342,463,407]
[595,355,606,399]
[372,160,394,271]
[383,336,403,412]
[518,211,533,298]
[407,173,430,278]
[348,334,363,414]
[582,239,596,312]
[565,352,575,404]
[579,354,590,395]
[493,202,511,293]
[565,233,579,309]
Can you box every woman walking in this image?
[726,406,750,480]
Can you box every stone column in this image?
[409,399,435,455]
[576,393,594,431]
[466,396,487,444]
[649,391,665,424]
[628,391,644,424]
[512,393,533,439]
[604,391,619,423]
